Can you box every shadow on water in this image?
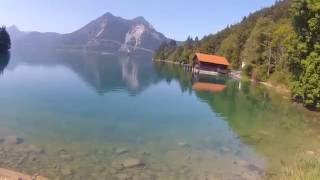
[0,51,10,74]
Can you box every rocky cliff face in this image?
[8,13,168,53]
[63,13,168,52]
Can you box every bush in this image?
[269,71,290,86]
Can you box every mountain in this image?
[8,13,169,53]
[6,25,29,41]
[63,13,167,52]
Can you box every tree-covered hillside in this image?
[154,0,320,110]
[0,26,11,52]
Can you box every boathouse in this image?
[193,53,230,74]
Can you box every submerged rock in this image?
[57,148,68,154]
[29,155,38,162]
[115,173,131,180]
[122,158,144,168]
[141,151,151,156]
[61,167,73,176]
[27,145,45,154]
[4,136,23,144]
[247,164,262,172]
[237,160,249,166]
[237,160,264,175]
[111,161,124,170]
[60,154,73,161]
[177,142,190,148]
[109,168,118,174]
[306,150,315,155]
[114,148,129,155]
[220,146,231,153]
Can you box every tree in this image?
[169,40,177,47]
[289,0,320,109]
[0,26,11,52]
[218,30,242,69]
[241,18,275,81]
[153,0,319,110]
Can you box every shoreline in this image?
[153,59,185,65]
[0,168,48,180]
[154,59,289,91]
[153,59,319,113]
[254,81,290,94]
[153,59,241,79]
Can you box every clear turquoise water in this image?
[0,50,319,179]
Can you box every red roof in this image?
[195,53,230,66]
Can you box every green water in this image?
[0,50,319,179]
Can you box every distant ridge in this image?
[8,13,169,53]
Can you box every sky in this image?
[0,0,276,40]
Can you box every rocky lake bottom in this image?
[0,132,265,180]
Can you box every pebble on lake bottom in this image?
[122,158,144,168]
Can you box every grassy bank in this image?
[278,153,320,180]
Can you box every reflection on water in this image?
[196,81,320,177]
[8,48,158,95]
[154,63,320,178]
[0,50,319,179]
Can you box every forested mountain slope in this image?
[154,0,320,110]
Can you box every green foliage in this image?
[154,0,293,75]
[242,17,275,67]
[0,26,11,52]
[243,64,253,77]
[269,71,290,86]
[218,31,242,69]
[289,0,320,110]
[271,20,295,73]
[154,0,320,110]
[154,37,197,64]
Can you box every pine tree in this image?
[0,26,11,52]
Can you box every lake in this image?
[0,49,319,179]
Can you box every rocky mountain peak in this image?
[131,16,154,30]
[10,13,169,53]
[102,12,115,18]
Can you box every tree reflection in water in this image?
[0,51,10,75]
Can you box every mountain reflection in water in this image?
[9,48,159,95]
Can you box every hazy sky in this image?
[0,0,276,40]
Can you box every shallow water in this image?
[0,49,319,179]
